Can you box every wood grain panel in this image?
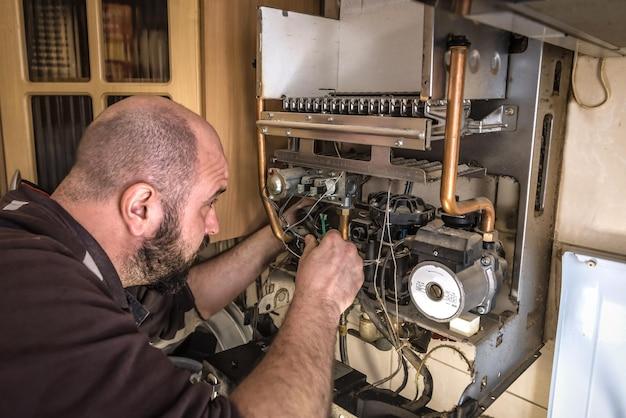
[0,111,6,195]
[204,0,322,241]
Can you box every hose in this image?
[339,312,349,365]
[357,290,433,409]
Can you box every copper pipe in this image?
[338,207,351,365]
[257,97,291,242]
[453,0,472,16]
[338,208,350,240]
[441,44,496,241]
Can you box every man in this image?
[0,96,364,417]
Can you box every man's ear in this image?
[119,183,164,238]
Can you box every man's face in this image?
[128,127,228,293]
[177,129,228,259]
[131,201,200,293]
[141,129,228,291]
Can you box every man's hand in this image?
[231,230,364,417]
[295,231,364,318]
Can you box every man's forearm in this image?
[187,225,283,318]
[230,296,338,417]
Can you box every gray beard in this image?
[124,205,199,294]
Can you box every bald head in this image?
[60,96,217,209]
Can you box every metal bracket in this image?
[424,99,471,139]
[257,111,431,151]
[466,105,519,135]
[275,141,485,184]
[424,100,518,139]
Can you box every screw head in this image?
[481,256,491,266]
[586,259,597,268]
[433,250,439,257]
[477,306,487,314]
[505,107,515,116]
[395,139,404,147]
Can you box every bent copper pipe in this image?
[257,97,291,242]
[441,43,496,240]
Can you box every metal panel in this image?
[461,0,625,58]
[257,7,339,98]
[549,250,626,418]
[425,7,510,100]
[452,42,573,414]
[337,0,424,93]
[257,1,428,98]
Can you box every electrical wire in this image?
[284,172,343,235]
[357,291,433,407]
[370,350,404,388]
[372,182,400,345]
[333,141,342,157]
[572,45,611,109]
[411,344,474,401]
[379,241,409,305]
[273,173,345,259]
[384,186,401,336]
[278,194,295,223]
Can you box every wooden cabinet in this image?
[0,0,201,192]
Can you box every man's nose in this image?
[205,209,220,236]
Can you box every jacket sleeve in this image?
[126,282,206,349]
[0,250,240,418]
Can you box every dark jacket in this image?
[0,181,238,417]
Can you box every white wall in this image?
[555,56,626,254]
[340,55,626,418]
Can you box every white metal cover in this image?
[548,251,626,417]
[337,0,424,94]
[258,7,340,98]
[258,0,425,98]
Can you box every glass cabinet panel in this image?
[102,0,170,82]
[105,94,170,106]
[23,0,90,82]
[31,95,93,192]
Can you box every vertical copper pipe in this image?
[441,43,496,241]
[338,206,351,364]
[338,208,350,241]
[454,0,472,16]
[257,98,290,242]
